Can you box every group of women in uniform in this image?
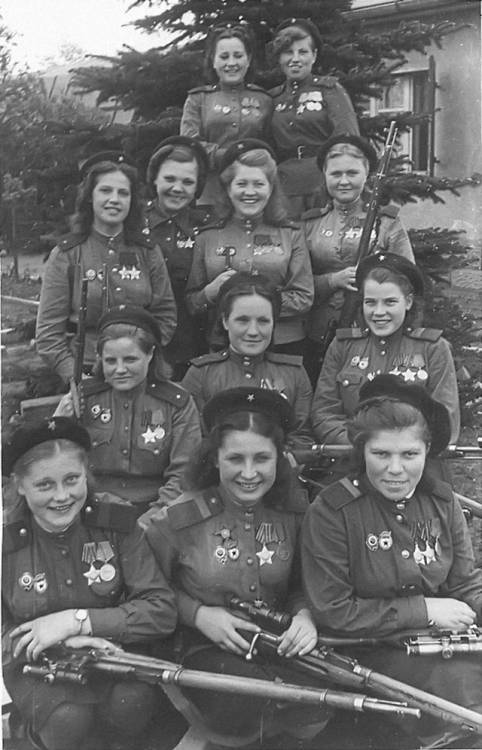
[3,14,482,750]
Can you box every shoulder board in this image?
[301,205,331,221]
[265,351,303,366]
[246,83,269,94]
[129,232,154,249]
[83,493,140,533]
[313,75,337,88]
[335,327,368,341]
[406,327,442,342]
[197,218,227,233]
[82,378,111,398]
[3,510,31,555]
[421,471,453,503]
[146,380,190,407]
[269,83,286,97]
[189,350,229,367]
[322,476,362,510]
[191,204,216,224]
[379,204,399,219]
[167,488,223,530]
[278,219,301,229]
[188,84,218,94]
[58,233,85,252]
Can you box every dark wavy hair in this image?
[270,23,320,67]
[70,161,143,243]
[204,24,255,83]
[217,149,288,224]
[361,265,423,329]
[183,410,292,507]
[347,399,431,474]
[95,323,171,382]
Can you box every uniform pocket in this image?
[336,371,363,387]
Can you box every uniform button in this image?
[166,236,171,241]
[396,514,404,522]
[109,249,115,255]
[92,440,98,447]
[60,549,68,557]
[380,339,386,345]
[65,579,73,586]
[408,584,416,590]
[244,523,251,531]
[124,426,129,431]
[122,449,128,455]
[124,403,129,409]
[352,479,359,487]
[19,528,27,537]
[245,373,252,379]
[380,350,386,356]
[115,287,122,292]
[396,502,405,510]
[401,549,410,559]
[247,558,254,565]
[342,379,349,386]
[85,506,93,514]
[249,584,256,592]
[154,449,160,455]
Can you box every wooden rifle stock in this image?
[69,276,89,419]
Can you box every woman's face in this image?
[363,279,413,337]
[227,163,272,219]
[92,170,131,234]
[324,154,368,204]
[217,429,277,506]
[101,337,153,391]
[223,293,274,357]
[213,37,251,86]
[16,449,88,533]
[364,425,428,502]
[154,158,198,215]
[278,36,316,82]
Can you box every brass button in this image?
[249,584,256,592]
[401,549,410,559]
[396,514,404,522]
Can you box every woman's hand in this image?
[425,598,477,632]
[10,610,79,661]
[63,635,119,652]
[204,270,237,303]
[194,605,260,655]
[53,392,74,418]
[277,609,318,658]
[330,266,357,292]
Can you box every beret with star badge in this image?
[203,386,293,434]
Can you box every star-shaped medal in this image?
[403,368,416,382]
[83,564,102,586]
[142,426,157,444]
[129,267,141,280]
[119,266,131,280]
[184,237,195,249]
[256,544,274,566]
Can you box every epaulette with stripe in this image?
[58,233,85,252]
[82,379,111,398]
[313,75,338,88]
[3,510,31,554]
[246,82,270,94]
[406,327,443,343]
[82,492,140,532]
[335,327,369,341]
[321,476,363,510]
[167,488,224,530]
[265,351,303,367]
[379,204,400,219]
[197,217,228,233]
[188,84,218,95]
[188,350,229,368]
[421,471,453,503]
[146,380,191,408]
[301,205,332,221]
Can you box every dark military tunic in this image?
[312,326,460,445]
[270,75,359,215]
[301,472,482,726]
[82,378,201,507]
[144,201,215,368]
[36,230,177,383]
[186,216,314,346]
[2,493,176,729]
[303,199,415,342]
[182,348,314,450]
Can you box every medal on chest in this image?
[82,540,118,591]
[141,409,166,444]
[213,526,240,564]
[177,235,195,250]
[18,571,48,594]
[259,377,288,400]
[90,404,112,424]
[241,96,261,117]
[296,90,323,115]
[253,235,283,257]
[411,520,441,566]
[365,530,393,552]
[255,522,289,563]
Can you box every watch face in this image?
[75,609,88,621]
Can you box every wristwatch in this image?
[74,608,89,634]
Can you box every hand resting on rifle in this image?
[276,608,317,658]
[425,598,477,632]
[194,605,260,655]
[11,609,92,662]
[329,266,357,292]
[63,635,119,652]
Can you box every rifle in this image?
[69,276,89,419]
[230,598,482,736]
[319,121,398,360]
[405,627,482,658]
[22,645,420,719]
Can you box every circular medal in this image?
[34,575,48,593]
[19,572,33,591]
[215,546,227,563]
[220,528,231,540]
[100,410,112,423]
[100,563,116,582]
[228,548,240,561]
[85,269,97,281]
[378,531,393,551]
[277,544,290,561]
[222,106,231,114]
[91,404,101,417]
[417,369,428,381]
[366,533,379,552]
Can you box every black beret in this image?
[357,374,451,455]
[146,136,209,199]
[218,139,277,174]
[273,18,322,55]
[317,135,378,174]
[2,417,91,477]
[79,151,132,181]
[203,387,293,434]
[97,305,162,344]
[356,252,424,297]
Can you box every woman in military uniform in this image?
[54,306,201,511]
[303,375,482,748]
[182,271,314,450]
[36,154,176,386]
[142,387,331,745]
[145,136,214,379]
[180,23,272,204]
[185,139,314,356]
[2,416,177,750]
[269,18,359,219]
[311,253,459,449]
[303,134,415,384]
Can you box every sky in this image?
[2,0,164,68]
